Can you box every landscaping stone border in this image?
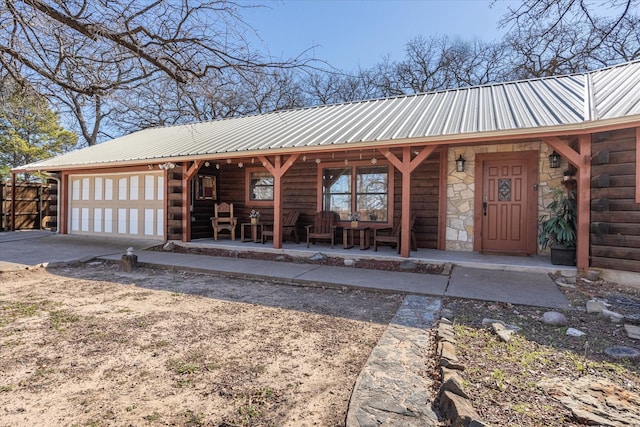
[435,319,489,427]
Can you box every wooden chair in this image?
[306,211,337,248]
[210,202,238,240]
[373,214,417,253]
[262,210,300,244]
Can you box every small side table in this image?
[342,226,370,250]
[241,222,263,243]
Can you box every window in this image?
[356,166,388,221]
[195,175,216,200]
[249,170,274,201]
[322,165,389,222]
[322,167,352,219]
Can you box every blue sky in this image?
[243,0,515,70]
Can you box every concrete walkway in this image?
[0,231,570,309]
[103,249,570,308]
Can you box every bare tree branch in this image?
[1,0,317,145]
[499,0,639,77]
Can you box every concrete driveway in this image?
[0,231,161,271]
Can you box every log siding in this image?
[189,149,441,248]
[590,128,640,273]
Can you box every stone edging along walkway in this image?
[346,296,488,427]
[435,318,488,426]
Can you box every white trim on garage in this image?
[69,171,165,239]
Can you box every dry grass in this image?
[449,277,640,426]
[0,264,401,426]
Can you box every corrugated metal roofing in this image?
[18,60,640,171]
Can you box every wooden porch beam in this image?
[409,146,438,172]
[380,146,439,256]
[378,148,403,171]
[543,136,582,168]
[184,160,202,181]
[258,156,276,175]
[258,154,300,177]
[544,136,592,270]
[257,154,299,249]
[576,134,591,271]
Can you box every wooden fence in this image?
[0,182,56,231]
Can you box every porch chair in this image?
[306,211,337,248]
[211,202,238,240]
[373,213,417,253]
[262,210,300,244]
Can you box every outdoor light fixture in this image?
[158,162,176,170]
[549,151,561,168]
[455,155,466,172]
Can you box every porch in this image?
[180,236,577,276]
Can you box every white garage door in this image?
[69,172,165,239]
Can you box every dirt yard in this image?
[0,263,403,427]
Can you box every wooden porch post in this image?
[576,135,591,270]
[543,136,592,270]
[400,148,412,257]
[259,154,299,249]
[438,147,448,250]
[273,156,283,249]
[181,160,202,242]
[379,145,438,257]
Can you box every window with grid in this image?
[322,165,388,222]
[249,171,274,201]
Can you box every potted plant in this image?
[249,209,260,224]
[350,212,359,228]
[538,187,577,265]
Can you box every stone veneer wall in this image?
[445,142,566,253]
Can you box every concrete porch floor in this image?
[182,236,578,276]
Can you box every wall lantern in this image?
[549,151,561,168]
[455,155,466,172]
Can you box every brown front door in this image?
[476,151,538,255]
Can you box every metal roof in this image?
[18,60,640,171]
